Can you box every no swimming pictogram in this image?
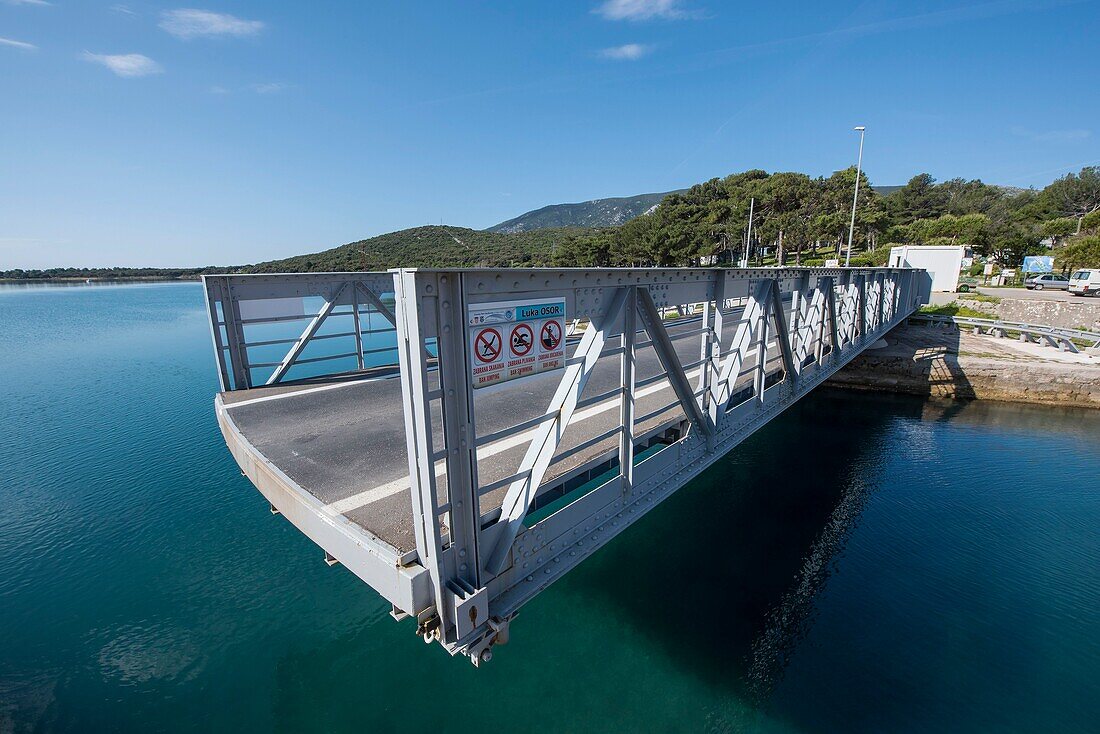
[510,323,533,356]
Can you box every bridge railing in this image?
[390,266,926,663]
[201,272,400,391]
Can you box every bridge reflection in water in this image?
[564,387,917,701]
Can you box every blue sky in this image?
[2,0,1098,268]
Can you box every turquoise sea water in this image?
[1,281,1098,733]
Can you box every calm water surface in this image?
[1,282,1098,733]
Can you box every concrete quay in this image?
[828,321,1100,409]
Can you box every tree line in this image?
[0,266,219,280]
[553,166,1100,272]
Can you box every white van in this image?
[1068,269,1100,296]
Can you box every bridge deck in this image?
[218,314,779,559]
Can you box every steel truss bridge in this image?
[203,266,927,665]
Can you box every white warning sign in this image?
[468,297,566,388]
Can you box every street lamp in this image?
[741,197,755,268]
[845,125,866,267]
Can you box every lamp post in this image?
[845,125,866,267]
[741,197,754,268]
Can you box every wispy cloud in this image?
[82,52,163,78]
[420,0,1081,115]
[209,83,289,95]
[666,0,1088,172]
[997,157,1100,185]
[1012,127,1091,143]
[159,8,264,40]
[703,0,1082,63]
[0,36,37,50]
[599,43,653,60]
[250,82,286,94]
[1029,128,1091,143]
[110,4,136,16]
[2,0,52,6]
[593,0,693,21]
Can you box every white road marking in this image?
[326,367,705,515]
[222,374,390,410]
[326,475,413,515]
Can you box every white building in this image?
[888,245,964,292]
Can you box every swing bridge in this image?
[202,266,928,665]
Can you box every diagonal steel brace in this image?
[711,280,772,409]
[635,288,713,436]
[484,287,629,575]
[266,281,348,385]
[355,282,397,326]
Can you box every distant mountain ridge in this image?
[488,191,684,233]
[489,186,914,233]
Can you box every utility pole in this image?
[742,197,755,268]
[845,126,866,267]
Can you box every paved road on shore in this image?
[978,287,1090,303]
[930,287,1098,305]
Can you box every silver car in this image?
[1024,273,1070,290]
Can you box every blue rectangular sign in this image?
[1022,256,1053,273]
[516,301,565,321]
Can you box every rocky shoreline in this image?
[828,321,1100,409]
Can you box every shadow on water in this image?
[835,319,979,422]
[564,388,927,702]
[897,321,975,423]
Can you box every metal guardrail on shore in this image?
[909,313,1100,352]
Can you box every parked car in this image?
[1068,269,1100,296]
[1024,273,1071,290]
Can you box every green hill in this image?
[489,186,907,234]
[247,225,592,273]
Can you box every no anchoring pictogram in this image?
[540,320,562,351]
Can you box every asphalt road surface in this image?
[979,286,1087,302]
[930,286,1095,305]
[220,309,787,554]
